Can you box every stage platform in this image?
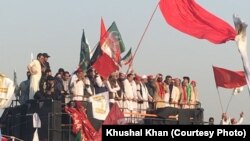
[0,100,204,141]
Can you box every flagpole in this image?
[13,69,19,102]
[31,52,34,62]
[126,1,159,74]
[225,91,234,113]
[216,87,224,113]
[89,42,99,55]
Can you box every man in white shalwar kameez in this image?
[123,74,136,120]
[27,53,43,99]
[137,75,153,118]
[105,72,120,105]
[70,68,92,101]
[169,81,180,108]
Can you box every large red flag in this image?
[213,66,246,88]
[159,0,236,44]
[92,53,119,80]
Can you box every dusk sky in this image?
[1,0,250,124]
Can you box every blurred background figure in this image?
[17,71,31,104]
[208,117,214,125]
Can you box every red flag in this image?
[65,102,96,141]
[100,17,107,46]
[213,66,246,88]
[92,53,118,80]
[103,103,125,125]
[95,103,125,141]
[88,18,107,68]
[159,0,236,44]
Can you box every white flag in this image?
[32,113,41,141]
[32,129,39,141]
[233,86,244,95]
[33,113,41,128]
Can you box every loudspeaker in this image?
[0,104,27,139]
[48,100,62,141]
[24,99,62,141]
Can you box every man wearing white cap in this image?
[138,75,153,117]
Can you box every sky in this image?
[0,0,250,124]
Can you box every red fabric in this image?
[159,0,236,44]
[157,82,165,99]
[1,137,8,141]
[213,66,246,88]
[102,33,121,64]
[100,22,123,65]
[95,103,125,141]
[65,101,96,141]
[182,86,187,102]
[100,17,107,46]
[99,21,122,65]
[93,53,119,80]
[103,103,124,125]
[94,129,102,141]
[124,57,133,65]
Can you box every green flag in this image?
[79,29,90,73]
[101,22,125,64]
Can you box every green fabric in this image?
[79,29,90,73]
[107,22,126,53]
[74,131,82,141]
[89,43,102,69]
[89,21,126,68]
[121,48,132,64]
[187,84,192,102]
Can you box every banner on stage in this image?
[89,92,109,120]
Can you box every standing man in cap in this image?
[40,53,51,95]
[42,53,51,71]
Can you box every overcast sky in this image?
[1,0,250,124]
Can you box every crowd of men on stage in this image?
[17,53,200,119]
